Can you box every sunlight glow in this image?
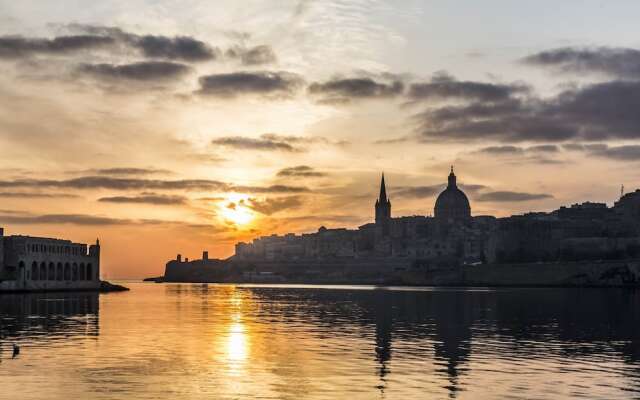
[219,193,255,226]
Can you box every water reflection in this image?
[0,284,639,399]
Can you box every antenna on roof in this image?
[621,184,625,199]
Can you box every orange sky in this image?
[1,1,640,278]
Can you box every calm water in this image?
[1,283,640,399]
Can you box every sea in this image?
[1,282,639,399]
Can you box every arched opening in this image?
[64,263,71,281]
[73,264,80,281]
[40,262,46,281]
[18,261,25,281]
[79,263,86,280]
[48,262,55,281]
[86,263,93,281]
[56,263,63,281]
[31,261,38,280]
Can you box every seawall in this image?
[161,258,640,287]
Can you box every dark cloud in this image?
[134,35,217,62]
[277,166,327,178]
[0,192,78,199]
[226,45,277,65]
[77,61,191,81]
[0,35,115,58]
[197,71,303,98]
[373,136,413,145]
[475,145,524,155]
[392,182,487,199]
[392,185,442,199]
[91,167,172,176]
[98,194,188,205]
[233,184,309,194]
[565,143,640,161]
[309,77,404,103]
[241,196,303,215]
[475,145,559,155]
[408,73,529,102]
[522,47,640,79]
[211,136,298,152]
[0,176,309,193]
[416,80,640,142]
[68,24,218,62]
[211,134,340,152]
[0,212,218,229]
[1,26,218,62]
[0,213,134,226]
[475,191,553,202]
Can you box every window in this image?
[86,264,93,281]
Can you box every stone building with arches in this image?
[0,227,100,291]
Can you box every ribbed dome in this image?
[434,168,471,222]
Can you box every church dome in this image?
[434,167,471,223]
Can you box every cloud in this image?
[0,176,309,193]
[475,144,559,155]
[196,71,303,98]
[133,35,217,62]
[90,167,172,176]
[226,45,277,65]
[1,26,219,62]
[77,61,191,82]
[211,136,298,152]
[276,165,327,178]
[408,72,529,102]
[415,80,640,142]
[0,192,78,199]
[392,185,442,199]
[308,77,403,103]
[98,194,188,205]
[0,212,134,225]
[522,47,640,79]
[565,143,640,161]
[373,136,413,145]
[475,191,553,202]
[68,24,219,62]
[211,134,340,152]
[0,34,115,58]
[0,212,218,230]
[242,196,303,215]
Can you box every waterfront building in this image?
[231,168,640,267]
[0,228,101,291]
[233,169,486,264]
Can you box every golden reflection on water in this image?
[223,288,249,375]
[1,283,640,400]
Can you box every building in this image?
[0,227,101,291]
[234,169,488,264]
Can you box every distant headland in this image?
[157,168,640,287]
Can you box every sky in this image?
[1,0,640,278]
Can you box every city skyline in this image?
[2,1,640,278]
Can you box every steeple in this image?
[379,172,388,203]
[448,165,457,188]
[375,172,391,229]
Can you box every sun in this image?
[220,193,255,226]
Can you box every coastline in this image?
[150,258,640,288]
[0,280,129,293]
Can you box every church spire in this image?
[379,172,388,202]
[375,172,391,228]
